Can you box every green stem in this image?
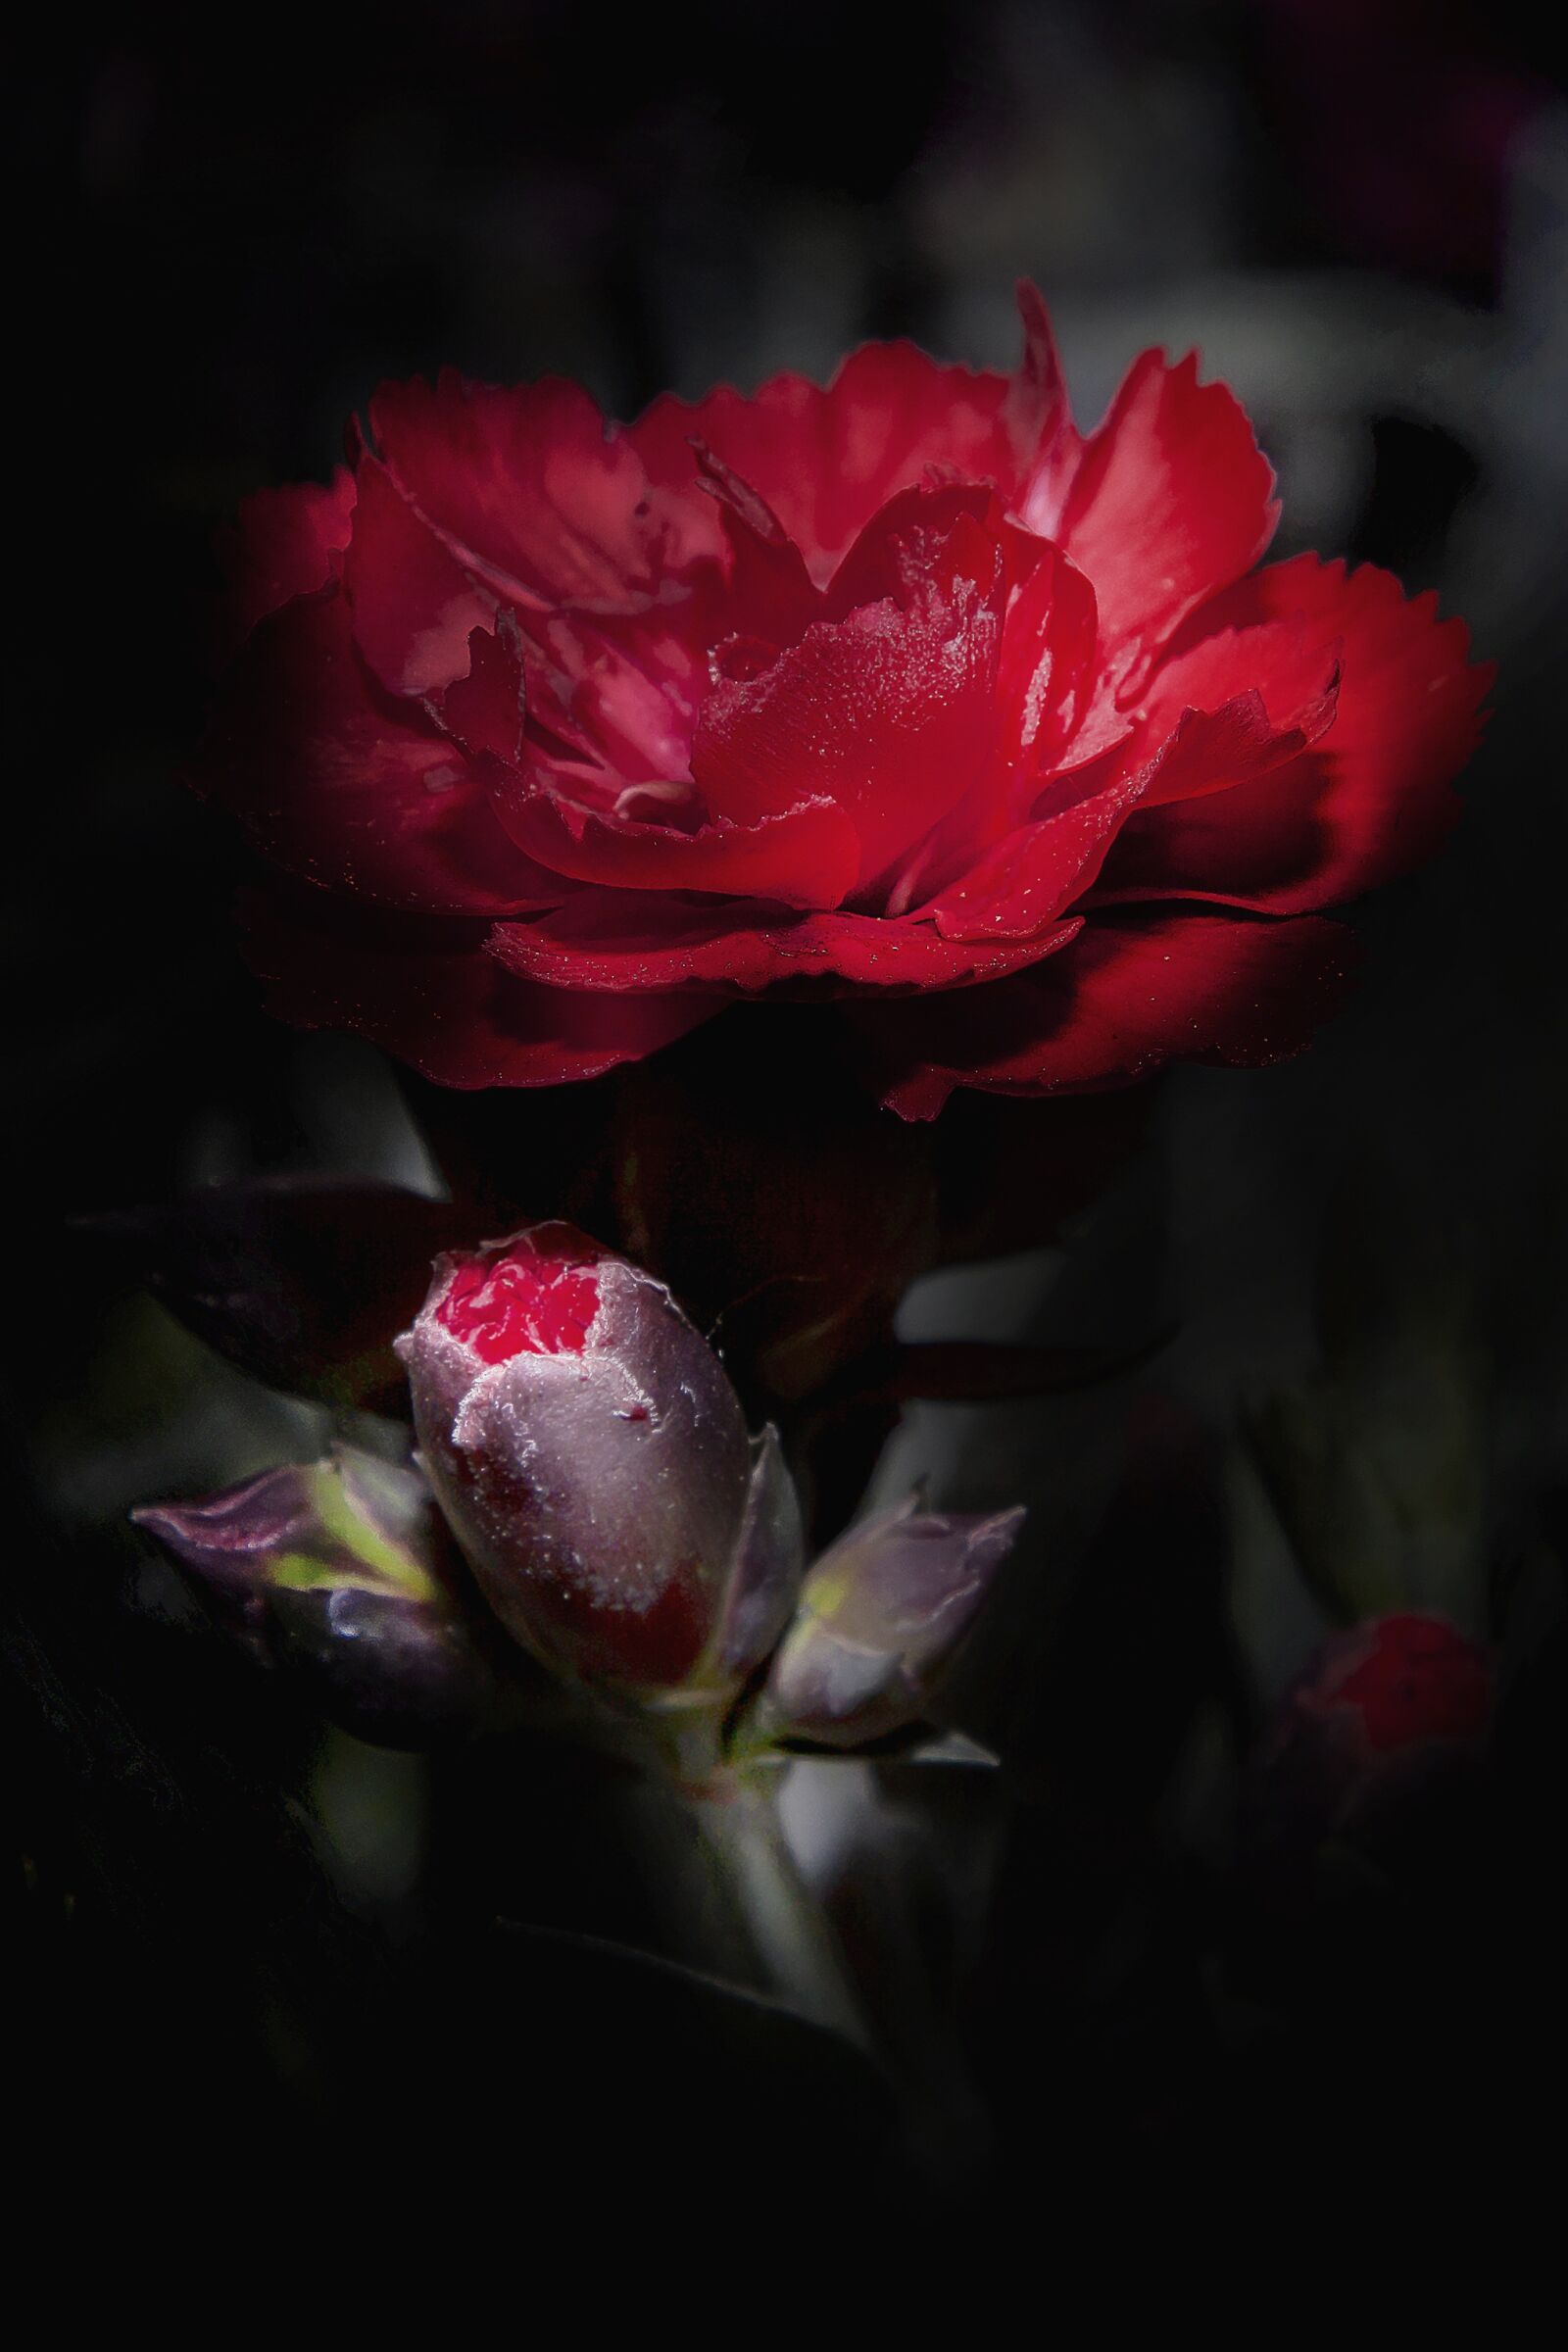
[684,1767,875,2053]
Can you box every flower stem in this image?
[684,1766,875,2054]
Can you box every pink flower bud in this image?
[398,1223,801,1695]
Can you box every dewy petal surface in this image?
[693,570,1004,895]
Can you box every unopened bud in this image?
[397,1223,805,1697]
[132,1446,489,1745]
[743,1496,1024,1750]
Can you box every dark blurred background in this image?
[11,3,1568,2246]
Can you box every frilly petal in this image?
[239,887,713,1088]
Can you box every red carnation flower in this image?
[199,286,1490,1117]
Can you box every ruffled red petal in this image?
[1092,558,1492,914]
[693,564,1004,894]
[240,890,712,1088]
[435,614,863,908]
[217,469,357,660]
[922,655,1340,941]
[1050,350,1279,681]
[489,893,1081,995]
[342,454,496,696]
[627,286,1074,585]
[492,769,864,909]
[367,371,664,610]
[858,910,1354,1118]
[191,586,564,916]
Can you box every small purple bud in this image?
[398,1223,781,1696]
[132,1447,490,1744]
[744,1497,1025,1750]
[132,1462,313,1654]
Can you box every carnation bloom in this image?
[201,286,1490,1116]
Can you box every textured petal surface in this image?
[628,285,1073,583]
[693,571,1004,893]
[495,770,865,908]
[923,660,1340,942]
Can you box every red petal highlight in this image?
[1052,350,1279,677]
[693,570,1003,895]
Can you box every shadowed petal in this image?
[190,586,563,915]
[240,888,713,1088]
[1093,557,1492,914]
[217,469,357,661]
[858,909,1355,1118]
[489,895,1079,994]
[343,453,497,696]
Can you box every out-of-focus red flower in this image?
[1242,1612,1494,1900]
[199,287,1490,1119]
